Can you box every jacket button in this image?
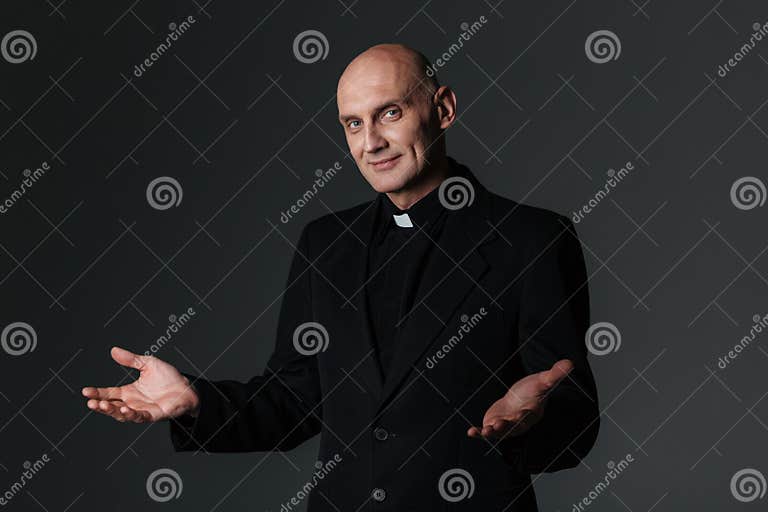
[371,487,386,502]
[373,427,389,441]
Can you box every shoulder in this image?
[299,198,374,247]
[486,190,577,248]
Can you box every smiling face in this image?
[337,45,454,198]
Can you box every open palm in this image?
[467,359,574,441]
[81,346,199,423]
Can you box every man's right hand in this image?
[81,346,200,423]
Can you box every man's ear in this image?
[432,85,456,129]
[434,93,446,116]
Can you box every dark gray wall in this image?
[1,0,767,510]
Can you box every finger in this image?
[120,405,153,423]
[98,399,119,413]
[97,399,129,422]
[87,399,118,418]
[468,426,491,439]
[119,405,149,423]
[82,386,122,400]
[110,346,148,371]
[479,425,497,439]
[491,418,511,435]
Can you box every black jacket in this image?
[169,159,600,511]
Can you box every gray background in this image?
[1,0,767,510]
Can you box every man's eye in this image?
[348,120,360,128]
[384,109,399,118]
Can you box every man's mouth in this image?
[369,155,401,170]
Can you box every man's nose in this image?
[363,125,386,153]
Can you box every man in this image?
[82,43,600,511]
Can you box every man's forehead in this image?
[337,69,419,115]
[339,73,405,97]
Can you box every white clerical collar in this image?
[393,212,413,228]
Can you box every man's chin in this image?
[368,165,419,193]
[368,173,406,194]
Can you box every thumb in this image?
[540,359,574,389]
[110,346,149,371]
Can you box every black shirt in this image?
[365,179,450,381]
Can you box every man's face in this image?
[337,63,437,194]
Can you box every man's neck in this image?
[385,154,451,211]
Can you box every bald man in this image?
[83,43,600,511]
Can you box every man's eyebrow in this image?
[338,98,405,122]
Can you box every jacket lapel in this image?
[377,166,498,410]
[332,197,386,401]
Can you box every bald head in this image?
[337,43,439,105]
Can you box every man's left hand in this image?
[467,359,574,441]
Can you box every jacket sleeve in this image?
[169,223,323,453]
[501,214,600,474]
